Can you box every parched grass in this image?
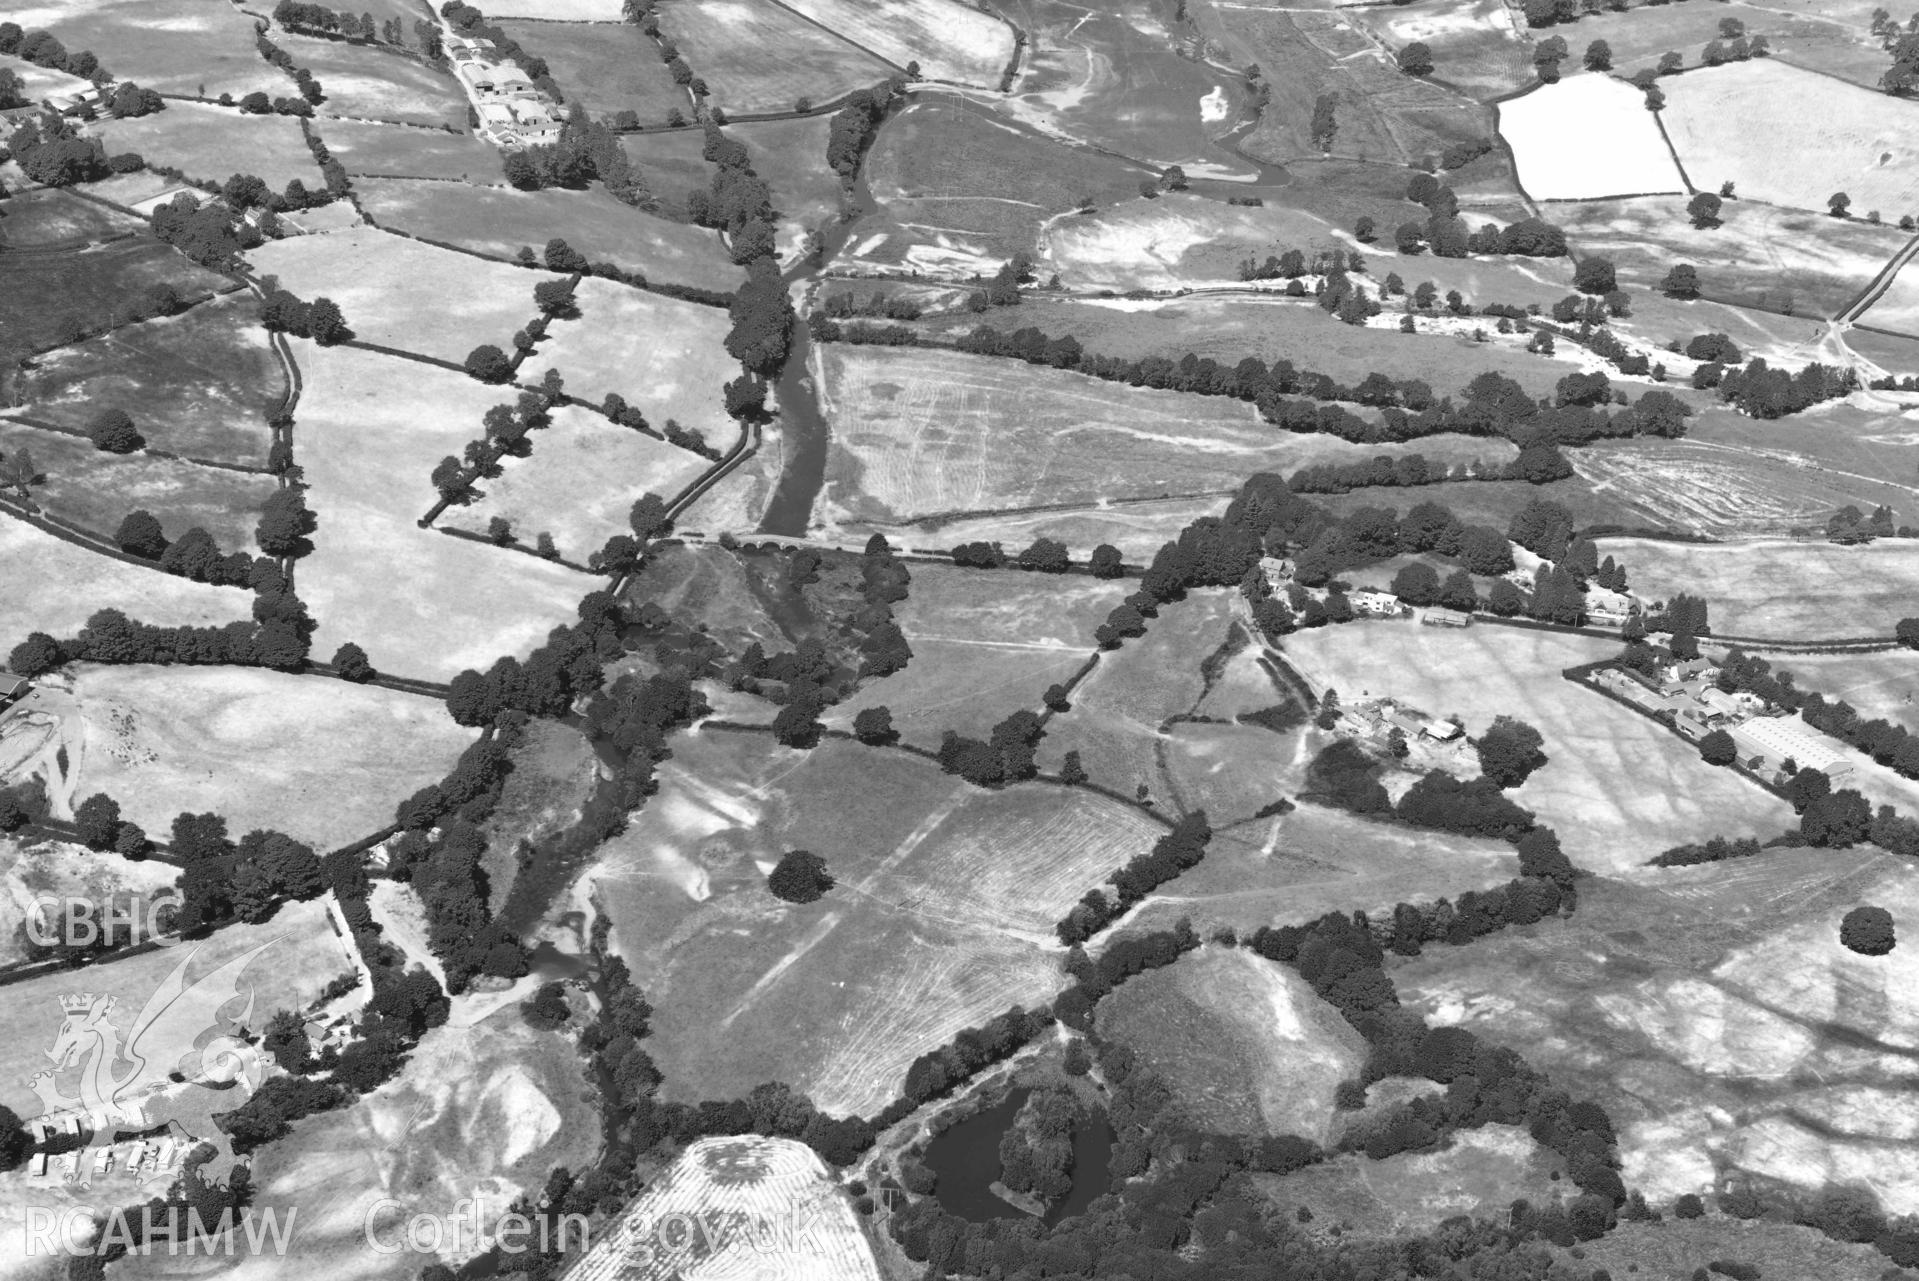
[1097,944,1367,1142]
[818,346,1331,523]
[1040,193,1353,291]
[0,897,354,1120]
[0,835,181,968]
[673,440,778,533]
[594,730,1157,1115]
[20,0,293,99]
[1350,0,1533,101]
[0,236,232,367]
[778,0,1015,86]
[440,404,711,561]
[1161,721,1304,826]
[496,18,689,123]
[522,276,738,456]
[1608,535,1919,639]
[91,101,325,189]
[656,0,892,117]
[1253,1125,1563,1234]
[0,419,277,549]
[862,493,1231,562]
[280,34,468,126]
[1554,194,1906,319]
[69,663,476,850]
[1567,1,1847,78]
[0,515,253,659]
[1662,59,1919,217]
[248,225,563,364]
[1782,648,1919,733]
[0,188,144,248]
[1861,252,1919,335]
[314,118,502,181]
[290,342,593,680]
[3,293,282,467]
[1497,73,1685,200]
[826,561,1127,747]
[352,177,743,293]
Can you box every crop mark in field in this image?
[722,910,845,1028]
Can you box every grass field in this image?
[480,718,597,913]
[0,832,180,969]
[496,18,689,123]
[291,342,593,679]
[0,236,232,368]
[1281,622,1796,872]
[1254,1125,1561,1233]
[1847,324,1919,374]
[1609,535,1919,639]
[1563,1215,1910,1280]
[1860,251,1919,334]
[68,663,474,850]
[249,226,561,365]
[3,294,281,468]
[826,561,1126,747]
[0,897,351,1120]
[441,404,711,560]
[818,345,1378,523]
[0,516,253,658]
[351,178,743,292]
[1097,944,1366,1142]
[1782,649,1919,732]
[1394,850,1919,1212]
[1040,193,1353,291]
[723,116,845,253]
[779,0,1014,85]
[20,0,294,99]
[868,493,1231,562]
[1662,60,1919,217]
[278,34,467,127]
[568,1137,879,1281]
[1498,73,1685,200]
[673,440,777,533]
[0,188,143,249]
[483,0,623,15]
[656,0,892,117]
[91,101,323,189]
[1563,1,1843,77]
[522,276,737,455]
[616,127,711,221]
[313,118,502,182]
[0,419,276,549]
[1350,0,1533,101]
[1555,194,1904,319]
[593,730,1159,1116]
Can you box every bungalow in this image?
[1349,588,1401,617]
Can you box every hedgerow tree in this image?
[1829,191,1852,218]
[1687,191,1722,229]
[114,511,168,559]
[1661,263,1701,298]
[1476,716,1547,788]
[1397,42,1433,75]
[1698,728,1738,766]
[1573,256,1617,295]
[1584,39,1612,71]
[1841,904,1896,955]
[331,642,373,682]
[88,409,142,453]
[852,706,896,744]
[463,344,514,383]
[74,793,122,850]
[1897,617,1919,649]
[767,850,833,903]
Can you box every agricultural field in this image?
[289,342,593,679]
[591,730,1159,1115]
[1394,850,1919,1213]
[1280,622,1797,872]
[674,440,778,533]
[991,0,1251,171]
[0,235,232,368]
[312,118,503,182]
[1254,1125,1562,1234]
[1497,73,1685,200]
[17,0,293,99]
[0,418,277,550]
[1661,60,1919,217]
[1040,193,1356,291]
[723,116,846,252]
[521,277,738,454]
[1610,535,1919,640]
[1349,0,1533,101]
[0,833,179,967]
[872,493,1231,562]
[62,663,474,850]
[3,293,283,468]
[655,0,894,117]
[1782,651,1919,733]
[350,178,744,293]
[248,226,563,365]
[826,561,1126,747]
[275,34,468,127]
[0,187,143,248]
[1564,1217,1901,1281]
[817,346,1385,523]
[1097,944,1367,1143]
[1564,1,1844,78]
[1859,252,1919,335]
[482,0,623,16]
[778,0,1015,86]
[568,1137,880,1281]
[495,19,689,123]
[440,404,711,562]
[1554,194,1906,319]
[90,101,324,190]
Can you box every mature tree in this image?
[852,706,896,744]
[1397,41,1433,75]
[1573,256,1617,295]
[74,793,122,850]
[114,510,168,559]
[305,297,348,345]
[1584,39,1612,71]
[1087,544,1125,579]
[1059,749,1087,785]
[255,489,313,558]
[1829,191,1852,218]
[88,408,142,453]
[628,492,670,540]
[0,447,36,500]
[1016,537,1070,573]
[331,641,374,682]
[1698,728,1738,766]
[1476,716,1547,787]
[1896,617,1919,649]
[1391,561,1441,606]
[9,632,61,678]
[1686,191,1722,229]
[1508,498,1574,561]
[1660,263,1701,298]
[767,849,834,903]
[463,344,514,383]
[1841,904,1896,955]
[1438,567,1478,613]
[770,694,823,748]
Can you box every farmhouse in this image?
[1584,586,1636,626]
[1350,589,1402,617]
[1729,716,1854,779]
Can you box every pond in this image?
[921,1087,1116,1226]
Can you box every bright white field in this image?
[248,228,565,366]
[569,1137,879,1281]
[477,0,623,15]
[1281,623,1795,873]
[68,664,476,850]
[1864,255,1919,335]
[779,0,1014,86]
[293,343,591,680]
[1497,73,1684,199]
[1663,60,1919,216]
[523,277,738,458]
[1607,536,1919,640]
[0,834,178,966]
[1043,194,1352,291]
[441,404,710,561]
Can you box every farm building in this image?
[1421,607,1472,628]
[0,674,28,707]
[1728,716,1854,779]
[1350,589,1402,617]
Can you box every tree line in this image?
[0,22,108,81]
